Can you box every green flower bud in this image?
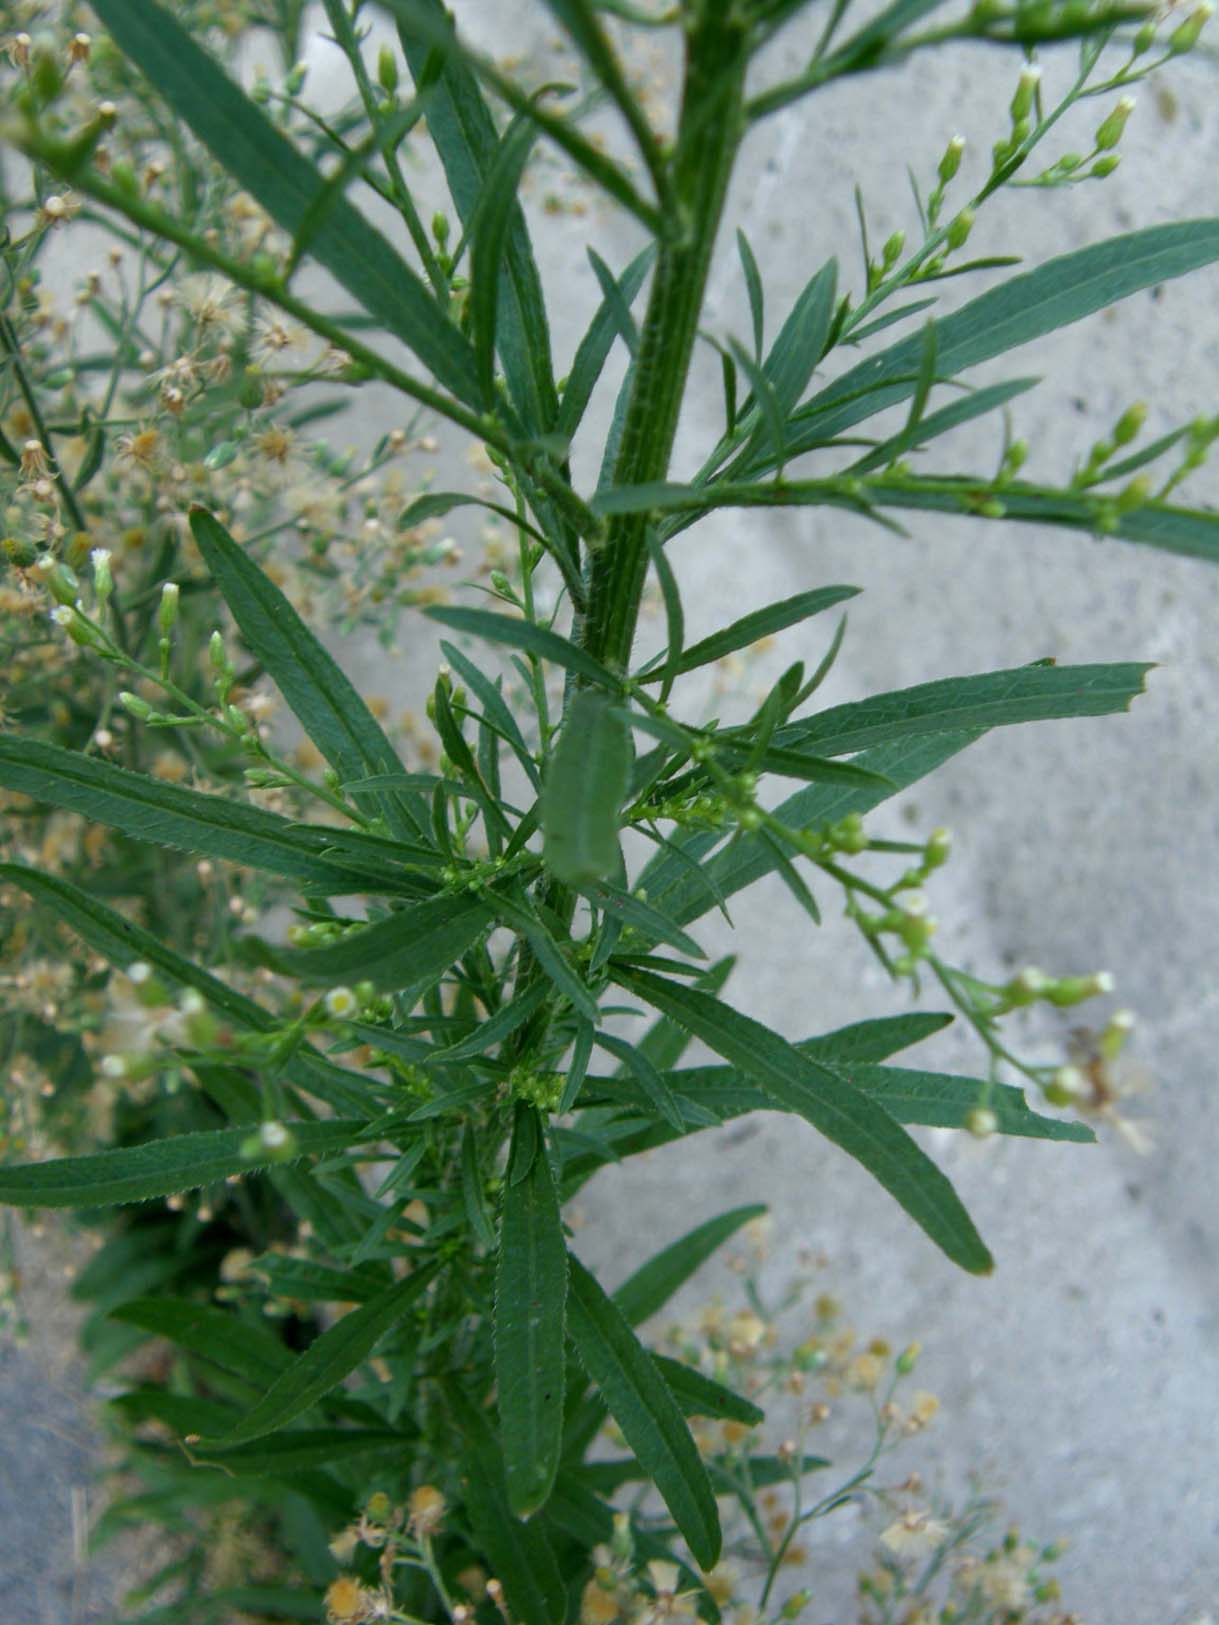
[1094,96,1135,152]
[937,134,966,184]
[158,581,179,634]
[882,229,905,267]
[284,60,308,95]
[432,210,450,246]
[1117,474,1151,513]
[896,1340,922,1374]
[118,690,155,721]
[90,547,113,605]
[242,1120,298,1162]
[1010,62,1041,124]
[377,43,399,93]
[1044,970,1113,1007]
[1170,2,1213,53]
[1113,400,1147,445]
[1133,20,1157,52]
[966,1106,998,1139]
[946,207,975,250]
[38,555,80,606]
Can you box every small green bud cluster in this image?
[1073,400,1147,489]
[1169,1,1213,54]
[314,983,388,1022]
[992,965,1113,1015]
[851,888,939,977]
[287,918,359,948]
[509,1065,563,1112]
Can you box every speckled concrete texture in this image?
[5,5,1218,1619]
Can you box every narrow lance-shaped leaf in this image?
[0,1121,364,1210]
[202,1264,439,1446]
[566,1253,722,1569]
[638,585,859,682]
[614,968,993,1275]
[425,605,621,690]
[270,891,491,992]
[190,509,422,841]
[0,738,392,892]
[557,245,654,441]
[471,113,542,409]
[543,691,633,886]
[91,0,481,405]
[613,1203,767,1327]
[776,661,1152,758]
[394,0,558,430]
[654,1354,764,1425]
[496,1107,568,1517]
[763,220,1219,470]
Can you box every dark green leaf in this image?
[654,1354,765,1425]
[112,1298,292,1385]
[737,228,765,359]
[395,0,558,430]
[497,1108,567,1516]
[579,879,704,959]
[190,1428,413,1476]
[0,1120,363,1210]
[91,0,480,404]
[471,114,543,408]
[449,1387,568,1625]
[0,740,390,892]
[190,509,421,841]
[777,661,1152,758]
[425,605,620,689]
[775,220,1219,466]
[567,1252,721,1568]
[595,1032,684,1132]
[613,1204,766,1327]
[543,691,632,885]
[271,892,491,991]
[846,377,1039,475]
[639,585,858,681]
[203,1265,438,1445]
[614,970,992,1274]
[557,245,654,440]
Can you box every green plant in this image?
[0,0,1214,1620]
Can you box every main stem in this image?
[509,14,750,1063]
[580,11,750,673]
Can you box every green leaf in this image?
[0,1120,363,1210]
[737,228,765,359]
[587,246,641,356]
[271,892,491,991]
[566,1252,721,1569]
[774,220,1219,466]
[493,887,601,1023]
[91,0,480,405]
[203,1265,439,1446]
[654,1354,764,1426]
[863,478,1219,567]
[190,1428,413,1476]
[424,605,621,689]
[761,257,838,416]
[399,491,547,553]
[585,1451,828,1497]
[803,1010,953,1063]
[471,113,543,409]
[496,1107,568,1517]
[112,1298,292,1385]
[846,377,1039,475]
[777,661,1152,757]
[844,1064,1095,1142]
[614,969,992,1275]
[557,246,654,440]
[461,1124,498,1251]
[434,980,549,1061]
[189,509,420,841]
[394,0,558,430]
[579,879,705,960]
[638,585,858,681]
[0,739,387,892]
[543,691,632,885]
[250,1255,391,1306]
[449,1387,568,1625]
[612,1203,767,1327]
[594,1032,684,1132]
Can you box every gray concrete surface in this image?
[5,4,1218,1619]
